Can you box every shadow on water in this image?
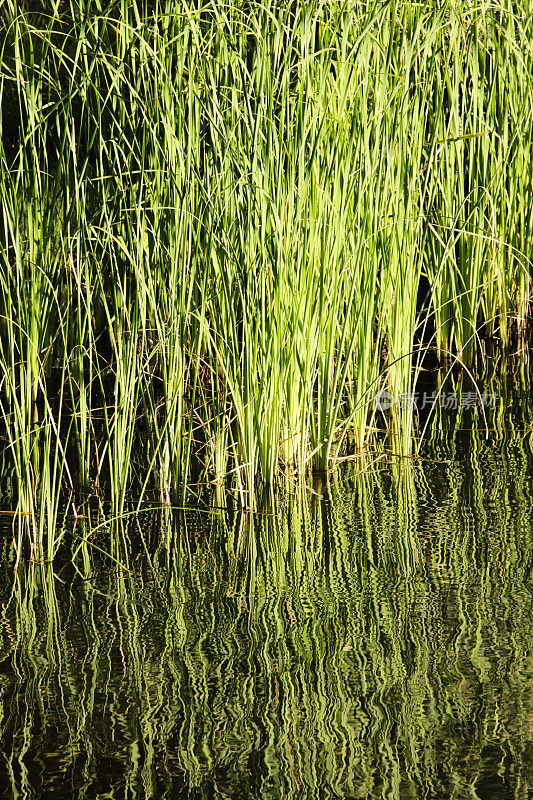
[0,362,532,799]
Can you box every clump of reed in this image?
[0,0,532,540]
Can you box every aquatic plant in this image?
[0,0,532,536]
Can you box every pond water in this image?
[0,365,532,799]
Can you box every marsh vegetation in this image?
[1,0,533,554]
[0,4,532,795]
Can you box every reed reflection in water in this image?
[0,420,531,799]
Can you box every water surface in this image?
[0,374,532,799]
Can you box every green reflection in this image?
[0,411,532,798]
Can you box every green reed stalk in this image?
[0,0,532,521]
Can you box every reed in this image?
[0,0,532,531]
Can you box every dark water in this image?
[0,376,532,798]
